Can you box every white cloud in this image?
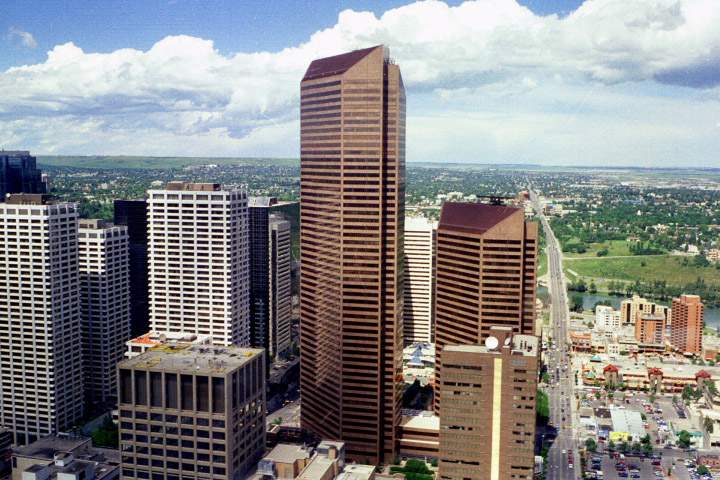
[1,0,720,164]
[8,27,38,49]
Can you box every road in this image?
[531,190,580,479]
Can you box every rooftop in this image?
[296,456,335,480]
[336,464,376,480]
[610,408,645,438]
[164,181,221,192]
[439,202,521,235]
[444,333,538,357]
[119,344,263,374]
[262,443,312,464]
[13,437,90,460]
[302,45,381,82]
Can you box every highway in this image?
[530,190,580,479]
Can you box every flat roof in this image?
[262,443,311,463]
[401,413,440,431]
[611,408,645,438]
[119,344,263,375]
[297,456,335,479]
[13,437,89,460]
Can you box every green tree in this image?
[585,438,597,452]
[91,417,118,449]
[676,430,692,449]
[697,465,710,475]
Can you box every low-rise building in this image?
[256,444,312,479]
[12,437,119,480]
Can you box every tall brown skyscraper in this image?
[671,294,704,354]
[433,202,537,413]
[299,45,406,464]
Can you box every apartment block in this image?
[671,294,704,354]
[79,219,131,407]
[0,194,84,444]
[300,45,405,463]
[147,182,249,346]
[268,214,292,359]
[438,327,538,480]
[433,202,537,413]
[114,199,150,337]
[117,344,266,480]
[620,295,670,326]
[403,216,436,344]
[635,313,666,345]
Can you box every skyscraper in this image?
[0,151,45,199]
[268,214,292,359]
[248,197,295,359]
[114,199,150,336]
[437,327,538,480]
[147,182,249,346]
[117,344,266,480]
[78,219,131,407]
[433,202,537,413]
[671,294,704,354]
[299,45,406,463]
[0,194,84,444]
[403,216,436,344]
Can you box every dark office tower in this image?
[248,197,293,361]
[114,199,150,337]
[299,45,406,464]
[0,150,46,198]
[433,202,538,414]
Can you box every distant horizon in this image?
[2,0,720,167]
[32,154,720,172]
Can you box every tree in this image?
[676,430,692,449]
[585,438,597,452]
[642,443,653,457]
[608,440,616,451]
[589,280,598,294]
[697,465,710,475]
[91,417,118,449]
[704,417,714,434]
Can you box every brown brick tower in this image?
[299,45,406,464]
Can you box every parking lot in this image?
[589,450,696,480]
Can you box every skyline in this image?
[2,0,720,167]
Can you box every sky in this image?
[1,0,719,167]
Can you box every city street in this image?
[531,191,580,479]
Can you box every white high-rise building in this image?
[0,194,84,445]
[147,182,250,346]
[269,214,292,358]
[78,219,130,406]
[595,305,621,332]
[403,216,437,344]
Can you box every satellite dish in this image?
[485,336,499,350]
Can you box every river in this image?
[537,287,720,329]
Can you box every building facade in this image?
[147,182,249,346]
[117,345,266,480]
[438,327,538,480]
[671,294,704,354]
[268,214,292,359]
[114,199,150,337]
[0,151,45,199]
[248,197,294,360]
[634,314,666,345]
[0,194,84,444]
[620,295,670,326]
[78,219,131,407]
[299,45,406,463]
[403,216,436,344]
[433,202,537,413]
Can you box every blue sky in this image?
[1,0,718,166]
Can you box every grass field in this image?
[565,239,633,258]
[564,254,720,287]
[38,155,298,169]
[538,250,548,278]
